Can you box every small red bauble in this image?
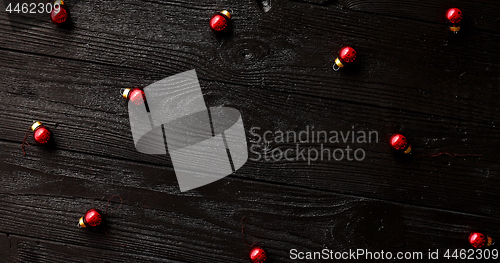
[79,208,104,228]
[446,8,462,33]
[210,10,231,32]
[31,121,51,144]
[333,46,356,71]
[469,232,495,248]
[122,88,145,106]
[249,247,266,263]
[50,0,69,25]
[390,133,412,154]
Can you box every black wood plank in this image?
[0,182,499,262]
[0,34,498,217]
[336,0,500,34]
[1,134,499,261]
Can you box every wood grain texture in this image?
[0,0,499,262]
[0,149,499,262]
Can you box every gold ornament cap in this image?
[54,0,64,5]
[79,217,87,228]
[122,88,132,99]
[404,145,412,154]
[31,121,43,131]
[333,57,345,71]
[449,26,460,32]
[335,58,344,68]
[487,236,495,246]
[220,10,231,19]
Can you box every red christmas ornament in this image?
[50,0,69,25]
[446,8,462,33]
[31,121,51,144]
[79,208,104,229]
[249,246,266,263]
[241,218,267,263]
[210,10,231,32]
[469,232,495,248]
[390,133,412,154]
[122,88,145,106]
[333,46,357,71]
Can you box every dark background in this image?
[0,0,499,262]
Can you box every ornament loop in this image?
[105,195,123,215]
[333,63,340,71]
[241,217,251,248]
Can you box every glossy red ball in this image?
[469,232,487,248]
[50,6,68,24]
[210,14,228,32]
[33,126,51,144]
[83,209,104,228]
[339,46,357,63]
[129,88,145,106]
[249,247,266,263]
[446,8,462,25]
[390,134,408,151]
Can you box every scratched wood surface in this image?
[0,0,499,262]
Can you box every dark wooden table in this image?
[1,0,499,262]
